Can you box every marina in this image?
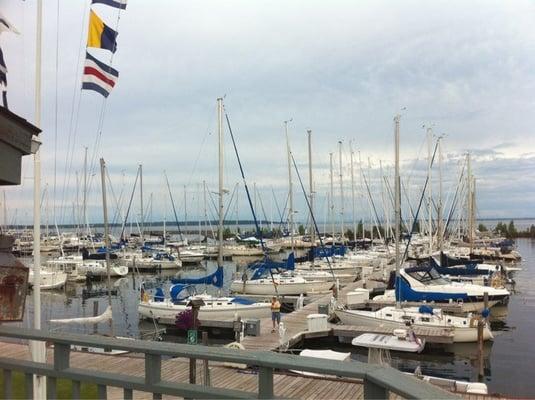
[1,1,535,399]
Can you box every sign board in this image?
[187,329,198,345]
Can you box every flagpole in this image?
[31,0,47,397]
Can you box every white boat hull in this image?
[336,309,493,343]
[138,300,271,325]
[230,279,333,296]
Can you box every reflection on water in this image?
[15,240,535,397]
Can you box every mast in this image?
[183,184,187,233]
[338,141,344,242]
[394,115,401,309]
[467,153,473,254]
[100,158,113,334]
[307,129,314,258]
[380,160,389,242]
[31,0,46,396]
[350,144,356,242]
[358,151,364,240]
[438,137,444,252]
[285,119,294,252]
[2,190,6,229]
[367,157,373,247]
[329,152,334,243]
[83,146,88,233]
[217,98,224,267]
[427,127,433,255]
[139,164,144,243]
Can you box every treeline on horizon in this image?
[478,220,535,239]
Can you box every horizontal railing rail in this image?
[0,325,458,399]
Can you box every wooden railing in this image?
[0,325,458,399]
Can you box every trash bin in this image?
[243,319,260,336]
[307,314,328,332]
[318,303,330,315]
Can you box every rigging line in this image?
[119,168,139,241]
[105,167,126,232]
[222,182,238,223]
[290,152,336,281]
[58,0,89,224]
[164,171,184,242]
[53,0,60,224]
[255,186,270,230]
[224,111,267,254]
[402,139,440,263]
[361,168,386,246]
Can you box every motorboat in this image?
[29,268,67,290]
[78,261,129,277]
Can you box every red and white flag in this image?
[82,52,119,98]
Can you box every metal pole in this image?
[31,0,46,397]
[307,130,315,250]
[285,120,294,252]
[140,164,144,243]
[83,146,87,233]
[394,115,401,309]
[467,153,473,254]
[329,152,334,243]
[438,137,443,252]
[338,141,344,241]
[100,158,113,335]
[350,145,356,242]
[427,127,433,255]
[217,98,224,267]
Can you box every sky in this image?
[1,0,535,227]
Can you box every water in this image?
[14,239,535,397]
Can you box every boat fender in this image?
[469,316,478,329]
[225,342,245,350]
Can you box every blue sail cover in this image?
[313,245,346,258]
[395,275,469,302]
[430,257,491,277]
[170,284,191,301]
[171,266,224,288]
[248,253,295,280]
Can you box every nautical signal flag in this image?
[82,52,119,98]
[92,0,127,10]
[87,10,118,53]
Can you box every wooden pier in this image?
[240,279,455,351]
[0,341,496,399]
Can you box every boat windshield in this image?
[407,267,450,285]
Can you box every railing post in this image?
[97,384,107,399]
[145,353,162,400]
[202,331,210,386]
[258,366,274,399]
[364,377,388,400]
[3,369,12,399]
[54,342,70,370]
[25,373,33,399]
[47,376,57,399]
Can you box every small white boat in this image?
[119,251,182,270]
[291,349,351,377]
[230,274,333,296]
[179,250,205,263]
[46,255,86,281]
[351,331,425,353]
[336,306,493,343]
[78,261,129,277]
[29,269,67,290]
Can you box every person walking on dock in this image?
[271,296,281,333]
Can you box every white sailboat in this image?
[29,268,67,290]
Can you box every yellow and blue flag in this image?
[87,10,118,53]
[92,0,127,10]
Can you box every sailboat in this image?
[138,98,271,325]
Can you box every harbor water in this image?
[14,239,535,397]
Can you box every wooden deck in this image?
[239,279,454,351]
[0,341,501,400]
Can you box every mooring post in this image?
[93,300,99,334]
[202,331,211,386]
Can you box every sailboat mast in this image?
[338,141,344,241]
[394,115,401,309]
[438,137,444,252]
[83,146,88,233]
[285,120,294,252]
[99,158,113,333]
[350,144,356,242]
[307,130,314,256]
[139,164,144,243]
[329,152,334,242]
[217,98,224,267]
[427,127,433,255]
[467,153,473,254]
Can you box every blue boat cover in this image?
[248,253,295,280]
[419,305,434,315]
[230,297,256,305]
[313,245,346,258]
[154,287,165,302]
[171,266,224,288]
[169,284,190,301]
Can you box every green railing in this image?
[0,325,458,399]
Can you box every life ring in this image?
[225,342,245,350]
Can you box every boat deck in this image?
[0,341,498,399]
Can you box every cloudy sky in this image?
[1,0,535,226]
